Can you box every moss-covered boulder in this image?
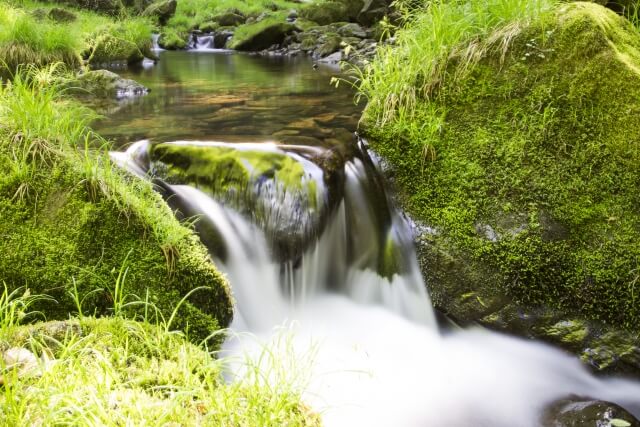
[364,2,640,369]
[542,396,640,426]
[210,10,246,27]
[141,0,177,25]
[53,0,123,15]
[147,142,326,261]
[300,0,364,25]
[0,82,233,344]
[229,19,297,51]
[159,28,189,50]
[67,69,149,99]
[47,7,77,22]
[87,34,144,66]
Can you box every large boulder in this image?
[229,20,297,51]
[146,142,329,261]
[0,86,233,343]
[300,0,364,25]
[54,0,123,15]
[141,0,177,25]
[87,34,144,66]
[364,2,640,372]
[542,396,640,426]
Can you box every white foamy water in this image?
[114,141,640,426]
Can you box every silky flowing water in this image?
[107,50,640,426]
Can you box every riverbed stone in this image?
[542,396,640,426]
[365,2,640,374]
[67,70,149,99]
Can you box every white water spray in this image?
[113,141,640,426]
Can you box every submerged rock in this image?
[365,2,640,373]
[68,70,149,99]
[542,396,640,426]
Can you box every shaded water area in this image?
[95,51,360,148]
[109,51,640,426]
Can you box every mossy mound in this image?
[0,78,233,344]
[159,27,188,50]
[53,0,123,15]
[300,0,363,25]
[141,0,177,25]
[87,33,145,66]
[365,3,640,333]
[228,18,297,51]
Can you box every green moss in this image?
[364,2,640,330]
[87,33,144,65]
[300,0,363,25]
[0,70,233,344]
[228,15,296,51]
[159,27,189,49]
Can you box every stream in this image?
[106,50,640,426]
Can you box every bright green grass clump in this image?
[0,1,153,74]
[0,65,234,342]
[0,288,320,426]
[359,0,640,329]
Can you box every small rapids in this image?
[113,140,640,426]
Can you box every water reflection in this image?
[94,51,362,147]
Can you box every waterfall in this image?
[151,33,163,52]
[112,140,640,427]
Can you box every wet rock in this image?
[87,34,144,66]
[542,396,640,426]
[214,31,233,49]
[68,70,149,100]
[230,22,297,51]
[338,23,367,39]
[142,0,177,25]
[148,142,343,261]
[318,51,343,65]
[47,7,77,22]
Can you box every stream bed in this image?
[106,50,640,426]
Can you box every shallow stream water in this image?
[107,50,640,426]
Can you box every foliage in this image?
[0,289,319,426]
[359,0,640,329]
[0,64,233,342]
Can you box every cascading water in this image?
[113,140,640,426]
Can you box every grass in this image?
[357,0,555,129]
[0,63,234,341]
[358,0,640,330]
[0,285,320,426]
[0,0,153,75]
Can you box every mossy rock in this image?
[87,34,144,66]
[210,10,246,27]
[300,0,364,25]
[159,28,189,50]
[0,145,233,344]
[67,69,149,99]
[229,19,297,51]
[199,21,220,33]
[366,2,640,364]
[141,0,177,25]
[149,142,326,261]
[542,396,640,426]
[53,0,123,15]
[47,7,77,22]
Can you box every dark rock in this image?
[542,396,640,426]
[142,0,177,25]
[316,34,342,57]
[47,7,77,22]
[214,31,233,49]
